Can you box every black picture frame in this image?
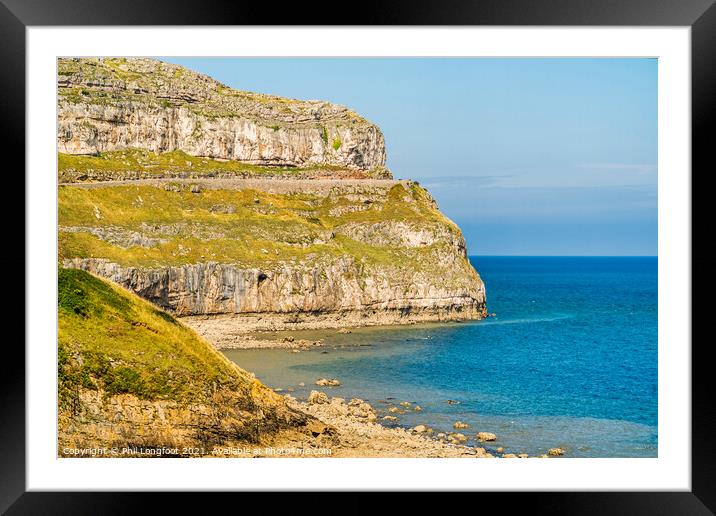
[4,0,711,512]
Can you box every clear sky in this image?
[163,57,657,256]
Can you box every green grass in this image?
[58,181,458,268]
[59,231,343,269]
[58,267,260,407]
[58,149,353,182]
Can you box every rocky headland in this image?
[57,57,494,458]
[58,58,487,335]
[58,59,488,340]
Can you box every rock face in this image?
[64,253,486,322]
[57,58,487,334]
[58,58,387,172]
[59,177,487,331]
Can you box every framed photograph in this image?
[6,0,711,511]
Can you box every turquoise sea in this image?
[224,256,658,458]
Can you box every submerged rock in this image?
[449,433,468,443]
[315,378,341,387]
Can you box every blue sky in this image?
[163,57,657,256]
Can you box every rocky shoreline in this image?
[271,393,563,458]
[181,310,485,349]
[274,394,494,458]
[59,387,563,458]
[206,333,328,350]
[207,329,566,458]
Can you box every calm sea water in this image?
[224,256,658,458]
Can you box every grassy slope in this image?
[59,149,331,176]
[58,149,390,182]
[58,182,465,278]
[58,267,270,408]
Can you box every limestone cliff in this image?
[59,179,486,331]
[58,58,387,174]
[57,58,487,333]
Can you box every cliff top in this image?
[58,149,392,182]
[57,57,389,176]
[58,57,371,127]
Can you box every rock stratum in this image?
[58,58,387,175]
[58,57,487,336]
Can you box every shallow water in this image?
[223,256,658,458]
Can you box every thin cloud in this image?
[578,163,657,174]
[411,175,515,189]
